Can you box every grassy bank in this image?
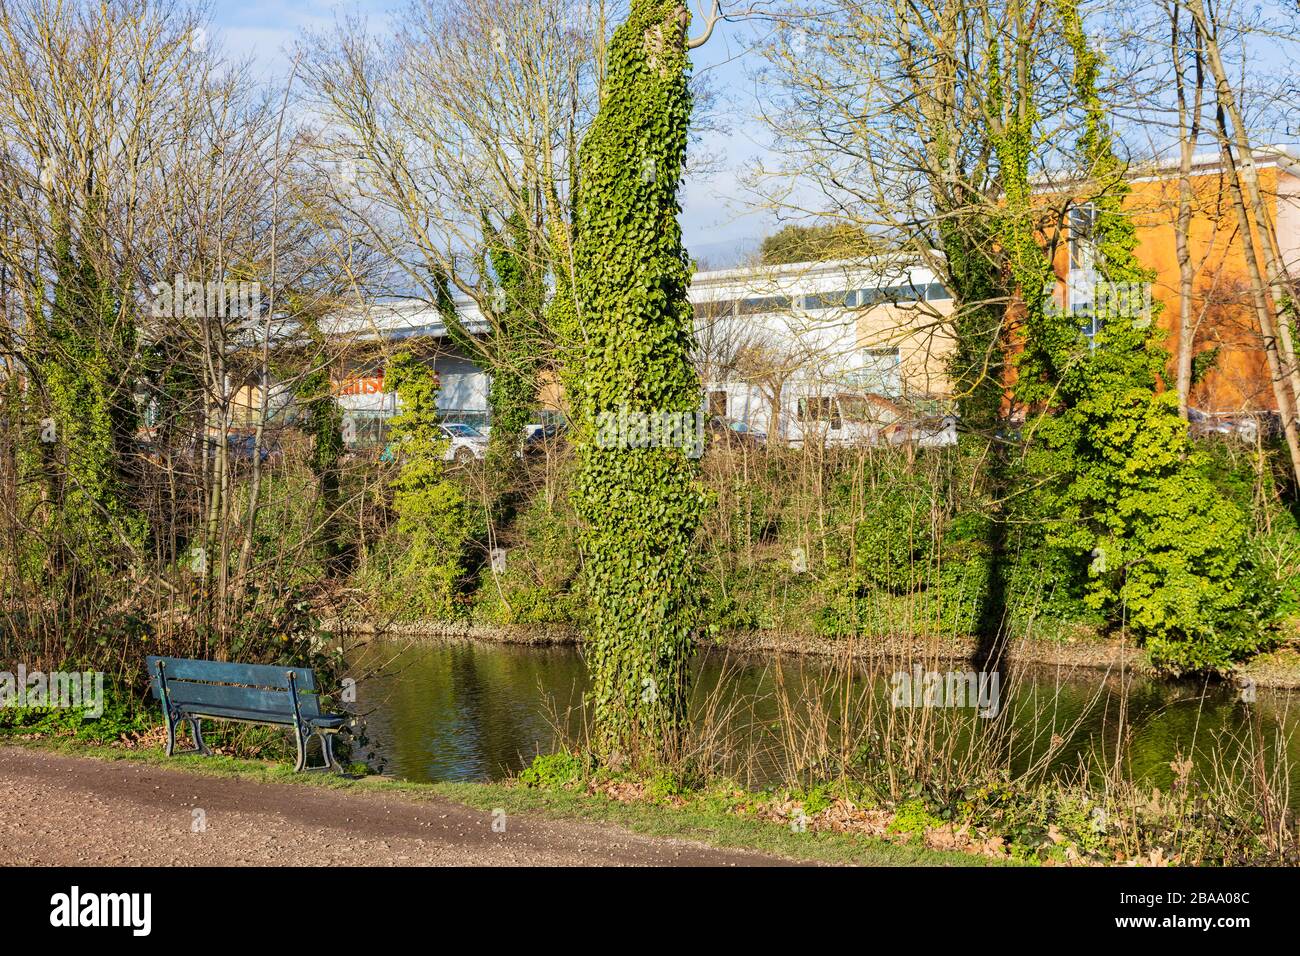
[0,734,992,867]
[340,437,1300,682]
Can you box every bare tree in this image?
[298,0,604,458]
[1176,0,1300,480]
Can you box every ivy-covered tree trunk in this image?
[38,198,142,577]
[383,350,474,618]
[1005,0,1255,673]
[566,0,703,761]
[296,365,344,568]
[483,208,545,485]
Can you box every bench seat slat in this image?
[149,677,326,719]
[156,679,298,715]
[170,703,346,729]
[176,704,297,726]
[146,656,315,691]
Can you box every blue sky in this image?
[210,0,779,267]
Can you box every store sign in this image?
[337,372,385,396]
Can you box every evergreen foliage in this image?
[377,350,476,618]
[566,0,705,758]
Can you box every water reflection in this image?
[348,638,1300,805]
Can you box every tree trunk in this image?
[1186,0,1300,436]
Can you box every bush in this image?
[0,677,154,744]
[359,350,480,620]
[518,752,584,789]
[475,491,583,626]
[1120,469,1264,672]
[853,476,938,594]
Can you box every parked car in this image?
[1187,407,1265,443]
[440,422,488,463]
[707,415,767,449]
[378,422,489,464]
[885,414,959,449]
[521,422,569,456]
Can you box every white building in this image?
[687,257,956,445]
[322,256,958,446]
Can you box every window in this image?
[736,295,792,315]
[859,347,902,397]
[802,290,856,310]
[442,423,484,438]
[925,283,951,301]
[858,285,922,306]
[708,389,728,417]
[798,396,840,429]
[1077,307,1103,349]
[693,299,735,319]
[1069,203,1097,275]
[1069,203,1099,342]
[836,394,875,424]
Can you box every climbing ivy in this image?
[483,207,545,478]
[1008,1,1260,672]
[293,355,344,565]
[378,350,477,618]
[37,193,143,575]
[565,0,705,760]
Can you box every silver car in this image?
[440,422,489,463]
[1187,408,1260,444]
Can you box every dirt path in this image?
[0,747,792,867]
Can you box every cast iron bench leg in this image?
[294,727,309,772]
[164,709,177,757]
[187,716,212,756]
[294,729,337,772]
[165,710,210,757]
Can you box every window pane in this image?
[736,295,792,315]
[1069,204,1096,273]
[858,347,902,396]
[797,396,834,422]
[693,299,735,319]
[802,290,853,310]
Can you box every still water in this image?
[349,637,1300,803]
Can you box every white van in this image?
[788,392,957,449]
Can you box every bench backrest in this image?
[146,656,323,719]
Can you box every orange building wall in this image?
[1122,164,1292,412]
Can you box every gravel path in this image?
[0,747,792,867]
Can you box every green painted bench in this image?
[146,656,347,772]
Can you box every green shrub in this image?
[888,799,943,836]
[853,477,938,594]
[475,492,583,625]
[360,350,480,620]
[518,752,584,789]
[0,677,154,744]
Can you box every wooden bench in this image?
[146,656,347,772]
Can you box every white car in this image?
[887,414,959,448]
[440,422,488,463]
